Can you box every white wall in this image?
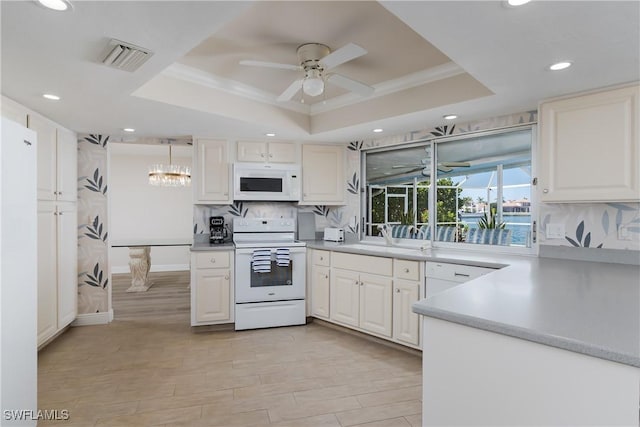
[109,143,192,273]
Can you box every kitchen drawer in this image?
[332,252,392,276]
[195,251,230,269]
[425,262,495,283]
[394,259,420,281]
[312,250,331,267]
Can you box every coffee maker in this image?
[209,216,226,244]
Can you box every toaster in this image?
[323,227,344,242]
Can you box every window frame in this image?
[360,124,537,255]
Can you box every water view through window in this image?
[363,126,534,248]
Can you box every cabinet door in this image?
[37,203,57,345]
[57,203,77,329]
[359,273,392,337]
[195,269,231,323]
[56,128,77,202]
[300,144,345,205]
[393,279,420,346]
[237,141,266,162]
[539,85,640,202]
[28,114,57,201]
[330,268,359,327]
[194,139,230,203]
[267,142,297,163]
[311,265,330,319]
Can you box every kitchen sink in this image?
[341,243,428,257]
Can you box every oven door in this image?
[235,246,306,303]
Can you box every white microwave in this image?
[233,162,301,201]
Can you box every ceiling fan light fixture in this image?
[302,69,324,97]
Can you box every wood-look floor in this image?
[38,273,422,426]
[112,271,190,323]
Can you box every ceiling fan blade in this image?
[437,165,454,173]
[239,60,302,72]
[320,43,367,70]
[440,161,470,167]
[276,79,304,102]
[328,73,374,97]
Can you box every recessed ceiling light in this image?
[36,0,72,11]
[443,114,457,120]
[373,128,383,133]
[507,0,531,6]
[42,93,60,101]
[265,133,276,137]
[123,128,135,132]
[549,61,572,71]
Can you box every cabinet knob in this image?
[58,192,62,196]
[395,288,400,293]
[543,189,549,193]
[210,258,216,263]
[325,275,329,279]
[58,212,63,216]
[320,256,324,261]
[261,153,265,158]
[303,193,308,197]
[269,153,273,158]
[224,275,229,280]
[404,268,410,273]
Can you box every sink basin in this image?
[341,243,427,257]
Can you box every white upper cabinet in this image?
[237,140,297,163]
[539,84,640,202]
[300,144,346,205]
[194,138,231,204]
[56,127,78,202]
[28,114,77,202]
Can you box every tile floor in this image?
[38,320,422,426]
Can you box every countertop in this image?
[190,241,235,251]
[306,240,640,368]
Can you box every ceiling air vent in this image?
[101,39,153,72]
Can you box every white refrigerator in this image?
[1,117,38,426]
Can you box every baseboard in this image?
[111,264,190,274]
[71,309,114,326]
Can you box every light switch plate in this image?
[618,225,632,240]
[546,223,565,239]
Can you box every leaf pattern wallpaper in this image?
[77,134,109,314]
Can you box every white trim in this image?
[310,62,464,115]
[71,309,113,326]
[163,61,464,116]
[162,63,309,115]
[110,264,190,274]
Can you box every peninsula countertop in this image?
[412,255,640,368]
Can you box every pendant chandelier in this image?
[148,145,191,187]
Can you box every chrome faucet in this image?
[377,224,394,246]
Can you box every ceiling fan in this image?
[392,158,471,174]
[240,42,374,102]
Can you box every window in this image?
[362,126,534,249]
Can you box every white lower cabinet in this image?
[310,249,331,319]
[37,202,77,346]
[190,250,234,326]
[315,250,423,349]
[359,273,393,337]
[393,280,421,346]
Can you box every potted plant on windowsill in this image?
[478,208,506,229]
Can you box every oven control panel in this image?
[233,217,296,233]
